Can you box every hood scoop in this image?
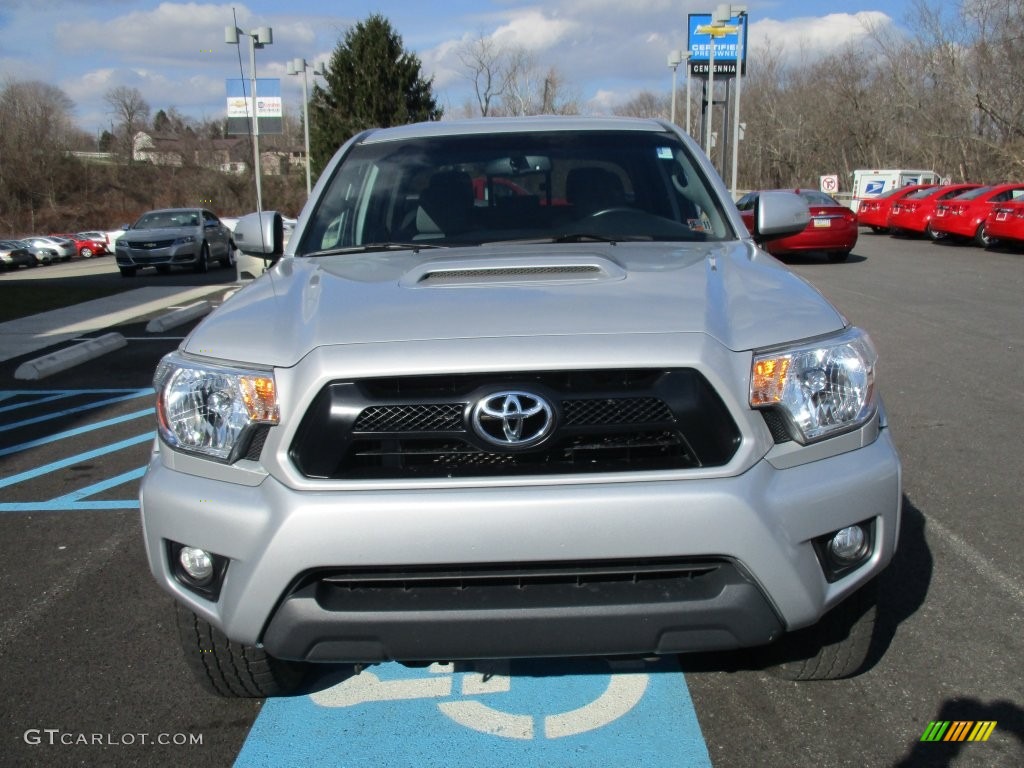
[401,255,626,288]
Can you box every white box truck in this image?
[851,169,940,211]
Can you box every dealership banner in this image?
[226,79,283,135]
[687,14,747,76]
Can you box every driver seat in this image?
[566,167,627,215]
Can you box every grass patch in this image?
[0,281,131,323]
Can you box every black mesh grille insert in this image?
[563,397,672,426]
[353,404,464,432]
[289,369,741,480]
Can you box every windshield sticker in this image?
[657,147,674,160]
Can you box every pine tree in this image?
[309,14,442,176]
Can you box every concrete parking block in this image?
[14,332,127,380]
[0,285,227,363]
[146,300,213,332]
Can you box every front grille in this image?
[289,369,741,480]
[128,238,175,250]
[306,558,728,612]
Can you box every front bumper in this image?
[140,425,902,663]
[116,242,199,268]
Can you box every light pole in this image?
[288,57,314,197]
[698,6,736,166]
[706,33,715,156]
[667,50,683,126]
[730,7,748,200]
[225,24,273,216]
[684,51,692,137]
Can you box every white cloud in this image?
[748,12,893,59]
[490,9,577,50]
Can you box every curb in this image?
[14,332,127,380]
[146,300,213,332]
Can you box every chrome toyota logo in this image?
[471,391,554,448]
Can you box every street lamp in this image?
[667,50,683,126]
[287,57,315,197]
[684,51,693,138]
[729,6,748,201]
[225,24,273,217]
[697,6,736,166]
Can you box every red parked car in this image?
[888,183,982,240]
[985,199,1024,248]
[930,183,1024,246]
[53,233,109,258]
[736,188,858,262]
[857,184,936,233]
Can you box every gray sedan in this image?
[115,207,235,277]
[22,235,74,261]
[0,240,38,270]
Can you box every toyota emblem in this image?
[471,391,554,449]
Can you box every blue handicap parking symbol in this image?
[235,657,712,767]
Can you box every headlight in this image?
[173,235,196,245]
[750,327,877,443]
[154,353,279,461]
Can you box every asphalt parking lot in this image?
[0,236,1021,767]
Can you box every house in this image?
[131,131,304,176]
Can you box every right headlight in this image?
[750,327,877,443]
[154,352,279,462]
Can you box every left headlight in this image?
[154,353,279,461]
[750,327,877,444]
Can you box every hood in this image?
[184,242,846,367]
[124,226,196,242]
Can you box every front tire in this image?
[81,247,93,258]
[194,242,210,274]
[221,241,237,269]
[175,603,308,698]
[118,266,137,278]
[759,579,879,681]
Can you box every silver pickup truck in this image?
[140,117,901,697]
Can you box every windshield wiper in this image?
[303,242,444,257]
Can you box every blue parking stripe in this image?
[235,657,712,768]
[49,467,147,503]
[0,499,140,511]
[0,408,154,458]
[0,432,154,490]
[0,389,153,432]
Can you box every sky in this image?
[0,0,912,137]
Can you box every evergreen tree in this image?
[309,14,442,176]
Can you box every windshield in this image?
[134,210,199,229]
[298,128,733,255]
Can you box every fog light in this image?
[829,525,868,563]
[179,546,214,583]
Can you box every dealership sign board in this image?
[687,14,747,76]
[226,79,283,135]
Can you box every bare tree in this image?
[0,78,80,228]
[458,34,512,117]
[105,85,151,160]
[613,91,669,120]
[458,35,579,117]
